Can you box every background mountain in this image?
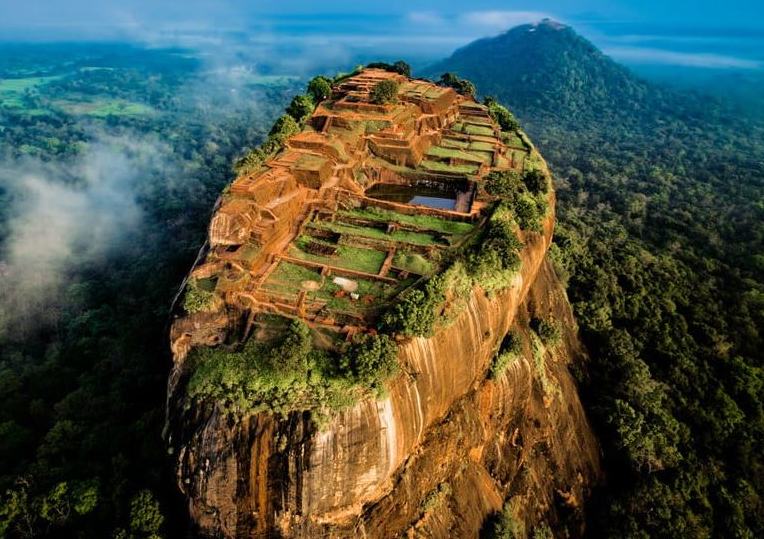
[426,19,764,539]
[424,19,655,126]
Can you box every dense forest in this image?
[428,21,763,538]
[0,25,762,538]
[0,44,300,536]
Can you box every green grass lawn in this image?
[441,137,470,149]
[469,141,495,151]
[269,261,323,283]
[426,145,491,164]
[502,132,526,148]
[0,76,62,108]
[463,123,495,137]
[312,220,438,246]
[339,207,475,236]
[53,99,155,117]
[290,238,387,274]
[393,252,435,275]
[420,159,479,175]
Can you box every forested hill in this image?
[423,19,656,127]
[426,19,764,538]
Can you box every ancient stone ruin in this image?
[170,69,530,356]
[167,69,600,538]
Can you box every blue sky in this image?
[0,1,762,69]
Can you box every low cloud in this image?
[407,11,447,26]
[605,46,762,69]
[460,11,553,32]
[0,135,169,335]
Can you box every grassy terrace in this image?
[450,121,496,137]
[261,260,420,316]
[440,137,496,152]
[420,159,479,175]
[393,251,435,275]
[502,132,526,148]
[426,145,492,164]
[311,220,440,247]
[338,207,475,237]
[290,236,387,274]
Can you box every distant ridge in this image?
[422,19,658,126]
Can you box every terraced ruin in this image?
[165,68,602,539]
[171,68,533,356]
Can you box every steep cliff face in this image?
[168,222,600,538]
[166,69,601,537]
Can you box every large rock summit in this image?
[166,68,600,538]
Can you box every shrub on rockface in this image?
[286,94,315,123]
[380,275,446,337]
[370,79,400,105]
[522,169,549,195]
[339,334,399,393]
[484,96,520,131]
[268,114,301,143]
[366,60,411,77]
[307,75,333,102]
[489,331,523,380]
[485,170,523,199]
[438,72,476,97]
[531,316,561,346]
[187,320,357,416]
[514,192,547,232]
[183,279,216,314]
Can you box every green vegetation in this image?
[381,200,524,336]
[366,61,412,77]
[484,499,525,539]
[307,75,332,102]
[339,206,474,237]
[312,219,438,247]
[0,43,303,537]
[183,279,217,314]
[188,321,399,417]
[370,79,399,105]
[521,169,548,195]
[485,169,523,199]
[268,114,300,142]
[489,331,522,379]
[426,145,491,164]
[187,320,357,416]
[432,21,764,538]
[485,169,548,232]
[291,239,387,274]
[286,94,315,123]
[468,204,524,293]
[420,159,478,175]
[393,252,434,275]
[0,76,62,109]
[339,334,399,394]
[438,72,476,97]
[0,480,98,538]
[235,77,324,174]
[122,490,163,538]
[531,317,561,346]
[484,96,520,131]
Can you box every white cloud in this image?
[460,10,552,32]
[407,11,446,26]
[605,46,762,69]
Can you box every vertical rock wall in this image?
[167,202,602,538]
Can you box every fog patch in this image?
[0,136,165,336]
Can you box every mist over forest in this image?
[0,3,762,538]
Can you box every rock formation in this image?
[166,68,601,538]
